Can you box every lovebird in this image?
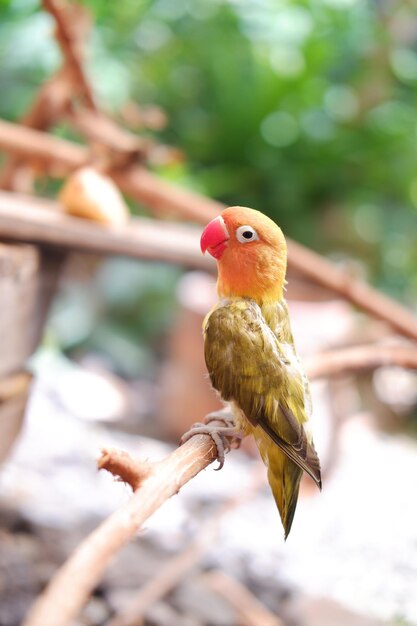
[199,206,321,538]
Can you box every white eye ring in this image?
[235,225,259,243]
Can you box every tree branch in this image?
[42,0,96,110]
[305,343,417,380]
[0,119,87,172]
[106,468,264,626]
[203,570,284,626]
[0,70,73,191]
[1,0,94,191]
[287,240,417,346]
[22,432,221,626]
[1,119,417,341]
[0,191,210,270]
[67,109,147,164]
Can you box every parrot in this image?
[197,205,321,538]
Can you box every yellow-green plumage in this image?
[203,297,321,538]
[200,206,321,538]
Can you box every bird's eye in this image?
[235,225,259,243]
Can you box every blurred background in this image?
[1,0,417,625]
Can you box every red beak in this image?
[200,216,230,259]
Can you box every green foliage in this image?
[2,0,417,314]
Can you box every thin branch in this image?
[203,570,284,626]
[305,343,417,380]
[287,239,417,346]
[2,0,94,190]
[107,534,212,626]
[0,191,210,270]
[66,110,182,171]
[67,110,151,159]
[0,119,87,171]
[98,448,152,492]
[0,70,73,191]
[106,468,264,626]
[42,0,97,110]
[22,431,222,626]
[112,165,224,222]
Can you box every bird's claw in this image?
[180,413,242,470]
[204,413,235,428]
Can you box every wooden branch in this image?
[1,120,417,340]
[305,343,417,380]
[22,432,222,626]
[106,468,264,626]
[0,70,73,191]
[121,102,167,131]
[2,0,94,190]
[287,239,417,345]
[67,109,146,158]
[98,448,152,492]
[42,0,96,110]
[112,165,224,222]
[0,192,210,271]
[203,570,284,626]
[0,119,87,171]
[67,109,183,169]
[106,534,213,626]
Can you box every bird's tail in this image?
[267,452,302,540]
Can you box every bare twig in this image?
[1,0,94,190]
[203,570,284,626]
[0,70,73,191]
[0,119,87,172]
[121,102,167,131]
[1,120,417,340]
[20,70,73,131]
[98,448,152,492]
[112,165,224,221]
[42,0,96,110]
[67,110,182,170]
[69,110,142,152]
[305,343,417,380]
[22,429,224,626]
[107,536,211,626]
[106,468,265,626]
[287,239,417,346]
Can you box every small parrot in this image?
[199,206,321,538]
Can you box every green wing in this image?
[204,298,321,488]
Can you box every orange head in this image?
[200,206,287,303]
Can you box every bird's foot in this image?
[204,409,235,429]
[204,409,243,450]
[180,410,243,470]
